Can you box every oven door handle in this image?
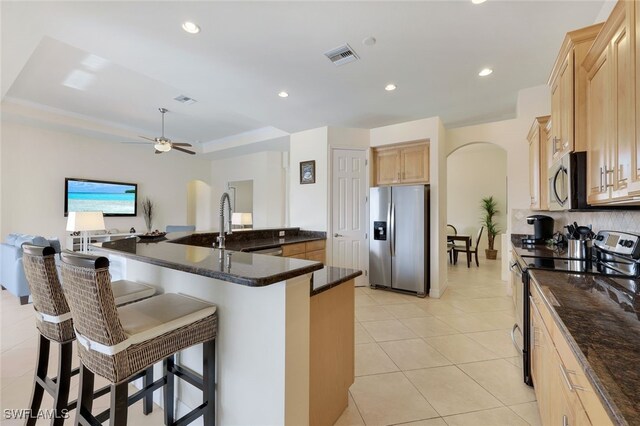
[511,323,524,355]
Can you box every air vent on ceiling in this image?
[324,44,359,66]
[174,95,197,105]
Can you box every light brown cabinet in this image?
[631,0,640,195]
[372,141,429,186]
[282,239,326,263]
[527,116,550,210]
[584,1,636,204]
[529,281,614,426]
[548,23,603,162]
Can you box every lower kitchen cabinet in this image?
[282,240,326,263]
[530,283,613,426]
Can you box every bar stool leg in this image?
[51,341,73,426]
[76,364,95,426]
[110,382,129,426]
[163,356,175,426]
[142,368,153,415]
[203,340,216,426]
[27,334,50,426]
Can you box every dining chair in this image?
[446,224,457,264]
[453,226,484,268]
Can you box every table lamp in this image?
[231,212,253,230]
[66,211,105,253]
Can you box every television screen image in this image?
[65,178,137,216]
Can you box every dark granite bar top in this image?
[312,267,362,296]
[170,228,326,252]
[528,269,640,425]
[94,236,323,288]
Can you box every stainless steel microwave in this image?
[548,152,587,211]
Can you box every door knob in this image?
[334,233,344,238]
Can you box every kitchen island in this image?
[93,234,360,426]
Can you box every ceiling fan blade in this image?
[122,141,154,144]
[171,142,193,147]
[173,146,196,155]
[139,135,157,142]
[155,150,165,154]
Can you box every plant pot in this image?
[485,249,498,260]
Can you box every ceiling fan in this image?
[124,108,195,155]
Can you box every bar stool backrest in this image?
[22,244,75,343]
[60,251,129,380]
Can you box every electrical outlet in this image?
[279,231,285,237]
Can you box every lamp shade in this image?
[231,212,253,226]
[66,211,105,232]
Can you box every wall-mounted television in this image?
[65,178,137,217]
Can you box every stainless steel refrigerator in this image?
[369,185,430,297]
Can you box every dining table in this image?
[447,234,472,266]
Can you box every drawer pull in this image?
[559,363,587,392]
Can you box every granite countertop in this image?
[312,266,362,296]
[170,228,326,251]
[528,269,640,425]
[94,236,323,288]
[511,234,572,259]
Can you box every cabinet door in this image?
[586,48,612,204]
[529,129,541,209]
[551,79,563,161]
[400,143,429,183]
[611,3,634,200]
[374,148,401,185]
[635,0,640,193]
[559,51,575,157]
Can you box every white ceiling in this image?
[1,1,606,149]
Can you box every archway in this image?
[446,141,508,261]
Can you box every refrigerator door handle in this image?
[387,202,392,256]
[390,203,395,257]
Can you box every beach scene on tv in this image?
[67,180,136,215]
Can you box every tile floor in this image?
[0,257,541,425]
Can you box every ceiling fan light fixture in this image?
[278,91,289,98]
[478,68,493,77]
[182,21,201,34]
[154,142,171,152]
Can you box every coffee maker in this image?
[523,215,554,245]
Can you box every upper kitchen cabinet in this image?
[632,0,640,195]
[372,140,429,186]
[584,0,636,204]
[527,116,551,210]
[549,23,604,162]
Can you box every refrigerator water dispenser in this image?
[373,221,387,240]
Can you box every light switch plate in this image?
[279,231,285,237]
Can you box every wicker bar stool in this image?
[21,245,157,426]
[59,251,217,426]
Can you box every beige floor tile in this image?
[509,401,542,426]
[1,316,38,352]
[334,392,365,426]
[472,311,516,330]
[424,334,501,364]
[379,339,451,371]
[506,355,523,369]
[414,301,465,317]
[433,313,499,333]
[458,359,536,406]
[355,305,394,322]
[399,317,458,338]
[355,294,378,307]
[355,343,399,376]
[1,347,38,379]
[350,372,438,425]
[361,319,418,342]
[442,407,529,426]
[368,290,418,305]
[465,329,520,358]
[383,303,432,319]
[355,323,374,344]
[448,297,514,313]
[405,366,502,417]
[398,418,447,426]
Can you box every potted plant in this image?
[480,196,500,260]
[141,197,155,234]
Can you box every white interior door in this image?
[331,149,367,286]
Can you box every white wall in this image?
[1,120,212,242]
[210,151,286,230]
[289,127,329,231]
[447,143,507,255]
[370,117,448,299]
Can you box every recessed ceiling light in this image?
[478,68,493,77]
[278,91,289,98]
[385,84,397,91]
[182,21,200,34]
[362,36,377,46]
[472,0,487,4]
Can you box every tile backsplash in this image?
[512,209,640,235]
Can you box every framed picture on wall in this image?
[300,160,316,184]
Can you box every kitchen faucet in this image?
[217,192,233,249]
